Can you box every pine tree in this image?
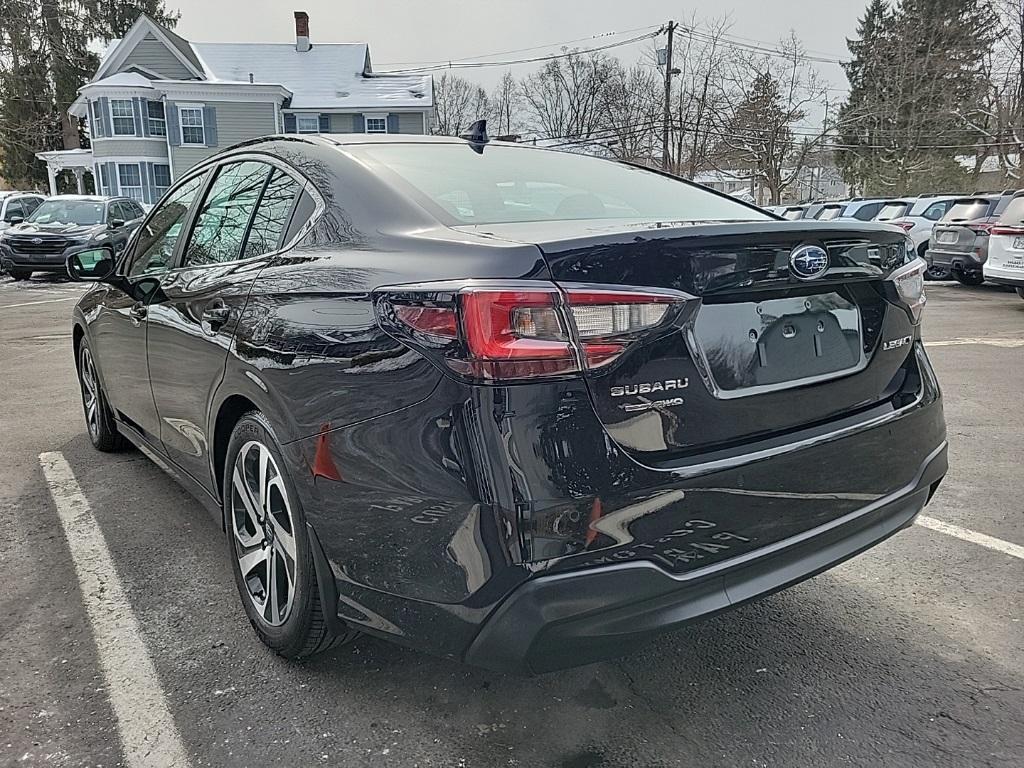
[838,0,997,194]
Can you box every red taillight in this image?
[564,288,679,368]
[456,289,578,380]
[893,221,916,232]
[990,225,1024,236]
[379,281,688,382]
[968,222,994,235]
[393,305,457,338]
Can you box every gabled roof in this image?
[193,43,432,109]
[94,14,205,81]
[87,14,433,112]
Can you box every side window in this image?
[183,161,269,267]
[4,199,24,221]
[127,175,205,278]
[108,202,126,222]
[855,203,881,221]
[924,202,949,221]
[126,201,145,220]
[243,168,303,258]
[23,197,42,215]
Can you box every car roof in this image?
[44,195,118,202]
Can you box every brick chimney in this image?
[294,11,310,52]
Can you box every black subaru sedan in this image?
[66,133,947,673]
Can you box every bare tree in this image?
[431,72,489,136]
[488,71,523,137]
[520,49,616,140]
[712,34,833,204]
[600,61,661,162]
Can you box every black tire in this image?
[9,268,32,281]
[223,411,356,659]
[954,270,985,286]
[1016,288,1024,301]
[77,340,127,452]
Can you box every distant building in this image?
[37,11,433,203]
[692,164,850,205]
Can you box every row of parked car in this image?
[0,190,146,280]
[768,191,1024,298]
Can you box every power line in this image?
[378,29,662,75]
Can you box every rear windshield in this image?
[781,207,805,220]
[347,144,771,226]
[942,199,995,222]
[815,205,843,220]
[875,202,910,221]
[996,196,1024,225]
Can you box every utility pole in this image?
[662,20,676,171]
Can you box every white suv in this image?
[875,196,960,258]
[984,192,1024,300]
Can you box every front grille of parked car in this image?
[7,235,69,257]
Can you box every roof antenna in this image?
[460,119,489,153]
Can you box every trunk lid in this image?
[465,220,919,463]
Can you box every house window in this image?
[148,101,166,136]
[118,163,143,201]
[296,114,319,134]
[153,164,172,198]
[365,116,388,134]
[179,106,205,145]
[110,99,136,135]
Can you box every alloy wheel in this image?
[79,347,100,440]
[231,440,298,627]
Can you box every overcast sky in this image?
[170,0,864,92]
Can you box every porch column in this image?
[72,167,85,194]
[46,164,58,196]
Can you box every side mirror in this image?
[109,218,125,230]
[6,214,24,225]
[67,247,116,282]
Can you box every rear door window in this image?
[922,201,951,221]
[242,168,303,258]
[183,162,270,267]
[852,202,883,220]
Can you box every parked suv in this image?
[0,195,144,280]
[926,193,1016,285]
[984,191,1024,300]
[814,198,887,222]
[65,135,946,673]
[0,191,46,233]
[873,196,960,280]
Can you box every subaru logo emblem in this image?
[789,244,829,280]
[31,237,42,244]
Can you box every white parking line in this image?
[917,515,1024,561]
[0,296,79,310]
[926,338,1024,348]
[39,452,191,768]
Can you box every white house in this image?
[38,11,433,204]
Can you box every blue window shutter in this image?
[354,113,365,132]
[106,162,119,195]
[166,102,180,146]
[98,97,112,137]
[318,113,330,132]
[131,98,143,137]
[141,163,155,205]
[387,114,399,134]
[283,113,296,133]
[90,101,104,138]
[203,106,217,146]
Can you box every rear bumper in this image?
[983,264,1024,286]
[466,442,947,674]
[926,247,985,271]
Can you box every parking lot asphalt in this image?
[0,274,1021,768]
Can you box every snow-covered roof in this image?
[192,43,432,109]
[88,16,432,112]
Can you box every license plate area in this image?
[691,292,864,398]
[1013,237,1024,250]
[937,231,958,244]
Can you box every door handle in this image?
[128,303,147,325]
[201,301,232,332]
